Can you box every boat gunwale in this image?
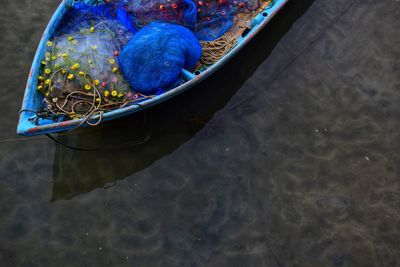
[17,0,288,136]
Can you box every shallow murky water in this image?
[1,0,399,266]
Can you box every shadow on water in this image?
[51,0,316,201]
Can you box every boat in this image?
[17,0,288,136]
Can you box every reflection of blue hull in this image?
[17,0,288,136]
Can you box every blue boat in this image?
[17,0,288,136]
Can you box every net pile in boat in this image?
[119,22,202,94]
[34,0,275,125]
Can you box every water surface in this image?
[0,0,399,266]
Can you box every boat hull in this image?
[17,0,288,136]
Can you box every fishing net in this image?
[119,22,202,94]
[34,0,276,124]
[36,7,148,122]
[69,0,266,40]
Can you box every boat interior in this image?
[18,0,284,136]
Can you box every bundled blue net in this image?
[118,22,202,94]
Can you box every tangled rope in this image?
[41,69,104,126]
[39,68,154,127]
[199,0,272,66]
[200,33,238,65]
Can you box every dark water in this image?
[1,0,400,266]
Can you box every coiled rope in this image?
[200,33,238,65]
[39,68,154,128]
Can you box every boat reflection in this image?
[51,0,316,201]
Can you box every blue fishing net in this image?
[69,0,263,41]
[34,0,273,123]
[118,22,202,94]
[38,0,274,103]
[39,0,270,96]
